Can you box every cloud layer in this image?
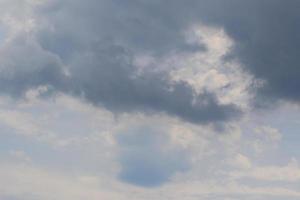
[1,1,300,199]
[0,0,245,124]
[1,0,300,116]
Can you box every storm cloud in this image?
[0,0,243,124]
[1,0,300,124]
[197,0,300,103]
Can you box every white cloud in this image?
[230,154,252,170]
[0,163,123,200]
[0,0,41,41]
[230,158,300,182]
[1,161,300,200]
[162,181,300,199]
[9,150,32,163]
[168,24,254,110]
[254,126,282,143]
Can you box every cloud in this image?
[254,126,282,143]
[0,92,299,197]
[231,154,252,170]
[230,158,300,183]
[0,0,299,126]
[0,0,245,125]
[0,33,66,97]
[29,0,300,106]
[1,1,300,199]
[1,160,300,200]
[0,163,124,200]
[194,0,300,104]
[66,42,240,124]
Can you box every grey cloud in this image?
[64,0,300,105]
[0,0,242,124]
[37,0,206,56]
[192,0,300,104]
[116,0,300,106]
[0,0,299,124]
[65,42,239,123]
[0,34,66,97]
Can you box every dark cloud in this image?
[112,0,300,105]
[0,34,66,97]
[194,0,300,104]
[53,0,298,106]
[0,0,299,123]
[239,1,300,103]
[0,0,242,124]
[37,0,300,109]
[65,42,239,123]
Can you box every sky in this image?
[0,0,300,199]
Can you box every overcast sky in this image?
[0,0,300,199]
